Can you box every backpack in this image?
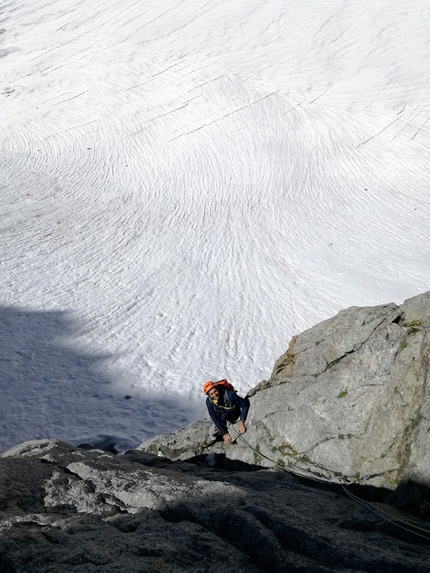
[214,379,237,394]
[212,379,238,410]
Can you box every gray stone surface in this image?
[140,292,430,490]
[1,439,429,572]
[3,293,430,571]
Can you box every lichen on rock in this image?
[140,291,430,490]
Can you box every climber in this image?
[203,380,250,446]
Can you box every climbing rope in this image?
[226,425,430,541]
[342,486,430,541]
[228,425,347,484]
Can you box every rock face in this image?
[1,439,430,573]
[2,292,430,571]
[141,292,430,490]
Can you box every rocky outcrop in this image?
[140,292,430,490]
[2,293,430,571]
[1,439,429,573]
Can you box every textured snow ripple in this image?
[0,0,429,451]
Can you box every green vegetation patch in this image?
[253,444,261,464]
[385,474,400,486]
[278,442,298,457]
[338,390,348,399]
[406,319,422,328]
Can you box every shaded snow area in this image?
[1,0,429,452]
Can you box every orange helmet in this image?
[203,381,216,394]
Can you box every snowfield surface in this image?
[1,0,429,452]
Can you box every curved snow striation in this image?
[0,0,429,451]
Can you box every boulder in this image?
[1,439,429,572]
[2,293,430,571]
[139,292,430,490]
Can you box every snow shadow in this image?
[0,306,119,453]
[0,305,206,454]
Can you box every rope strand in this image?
[226,426,430,541]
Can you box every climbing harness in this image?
[210,401,236,412]
[208,388,240,430]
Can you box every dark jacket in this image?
[206,389,250,435]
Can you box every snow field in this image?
[1,0,429,451]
